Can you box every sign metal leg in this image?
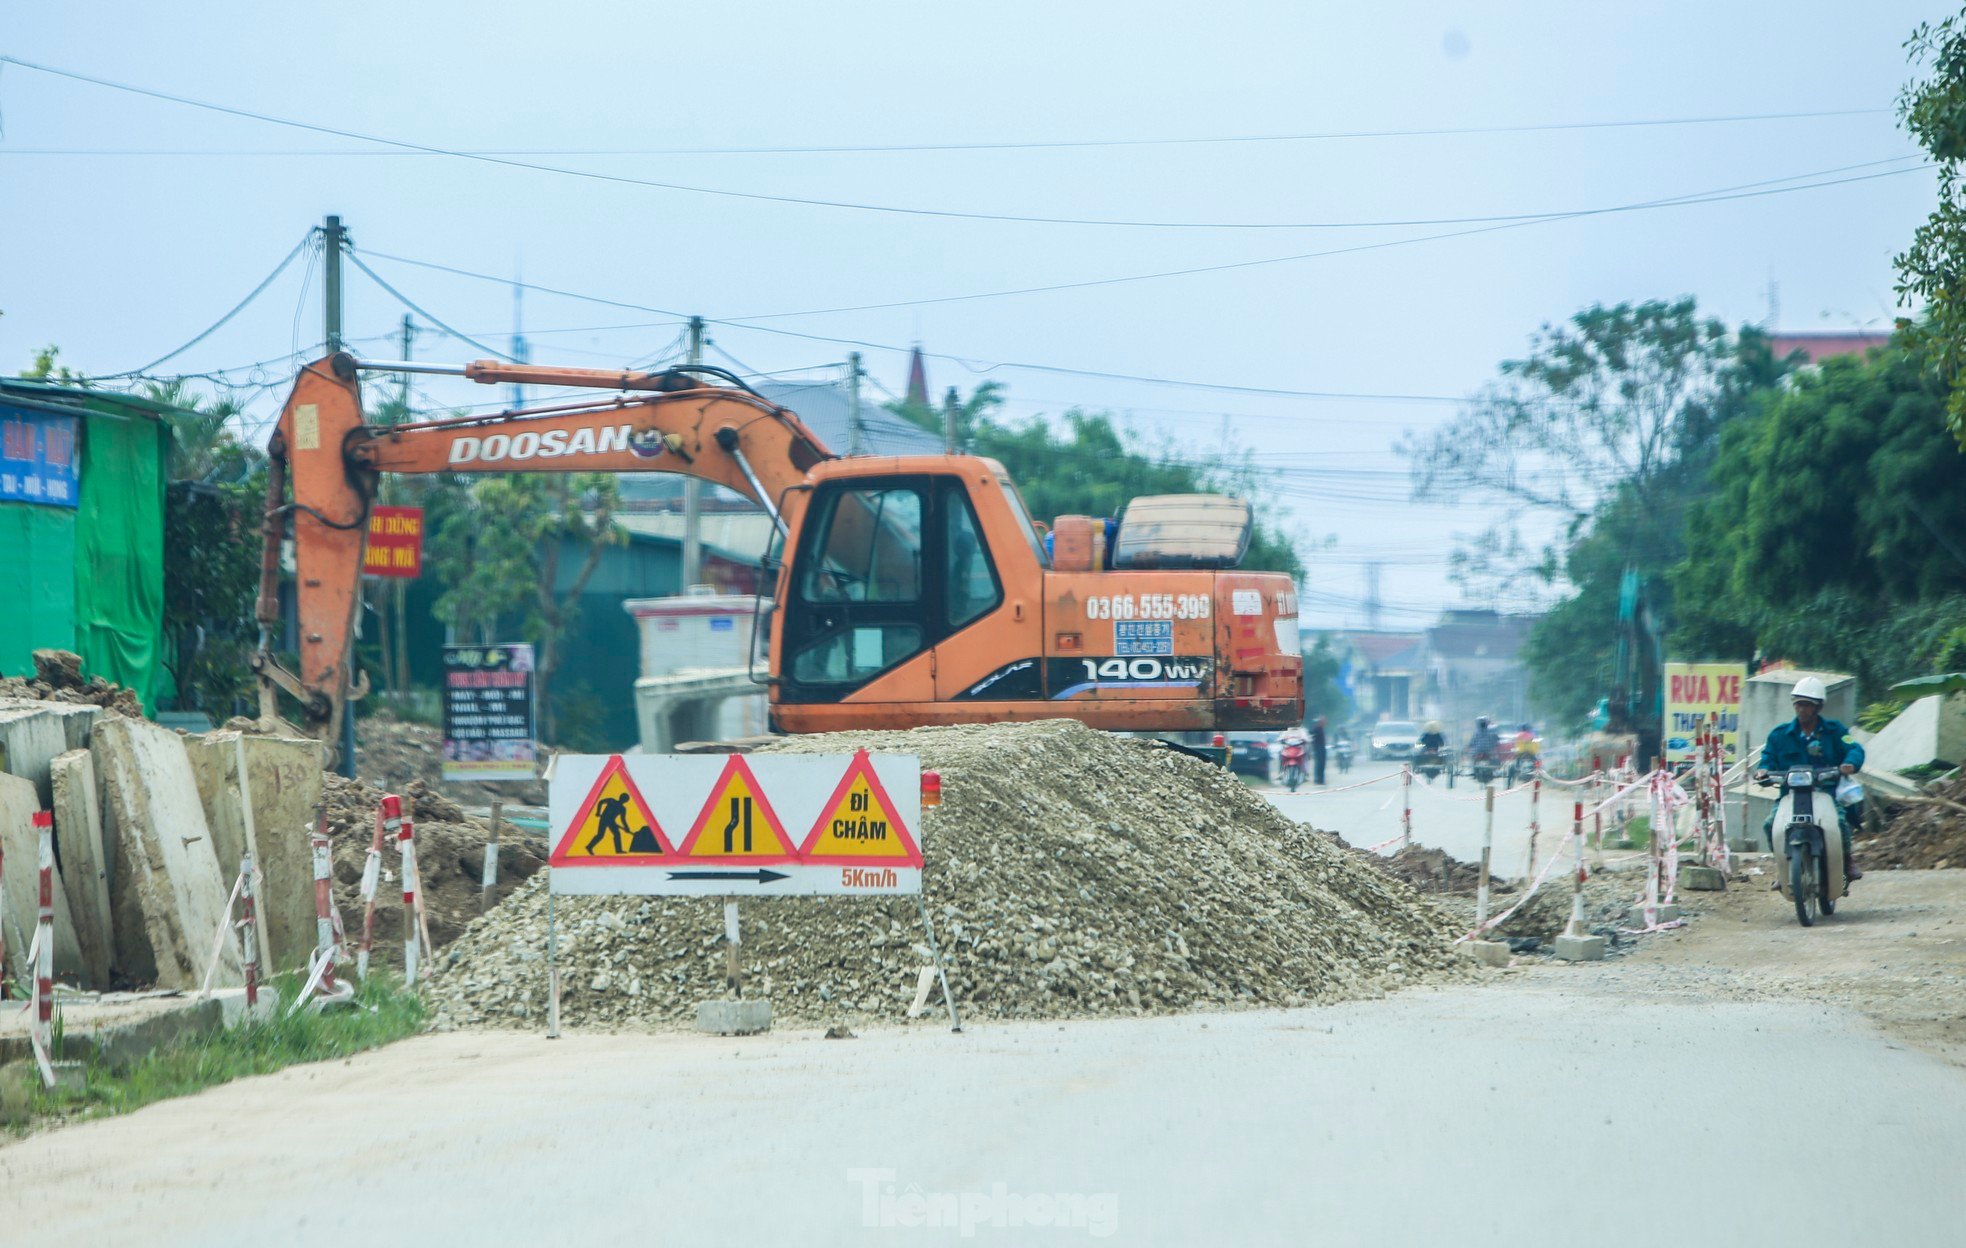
[913,893,962,1033]
[546,870,560,1040]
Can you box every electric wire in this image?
[98,233,312,377]
[0,58,1920,233]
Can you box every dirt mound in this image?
[354,712,548,808]
[1861,776,1966,870]
[1362,843,1518,896]
[319,773,546,966]
[425,720,1466,1030]
[0,649,142,717]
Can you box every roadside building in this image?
[1424,608,1539,735]
[0,378,180,709]
[1326,630,1428,724]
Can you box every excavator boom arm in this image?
[256,352,830,750]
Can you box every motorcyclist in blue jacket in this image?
[1754,676,1865,880]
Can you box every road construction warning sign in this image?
[800,749,923,865]
[674,755,796,862]
[550,755,672,866]
[546,752,922,897]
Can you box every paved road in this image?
[6,978,1964,1246]
[1264,760,1600,878]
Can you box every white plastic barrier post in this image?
[239,851,261,1011]
[1400,764,1413,850]
[311,822,339,996]
[401,816,420,986]
[359,794,402,980]
[1475,783,1495,930]
[481,801,503,914]
[1642,766,1663,929]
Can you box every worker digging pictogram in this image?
[551,755,672,866]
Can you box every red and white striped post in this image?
[1475,783,1495,931]
[358,795,402,980]
[1591,754,1604,854]
[1564,800,1588,937]
[311,822,339,997]
[1400,764,1413,850]
[400,816,420,985]
[1526,776,1542,879]
[239,851,261,1010]
[35,811,55,1055]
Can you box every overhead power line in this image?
[0,57,1921,233]
[0,106,1888,158]
[100,233,313,377]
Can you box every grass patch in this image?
[1615,814,1653,850]
[9,973,425,1133]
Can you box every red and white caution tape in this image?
[1454,830,1577,945]
[1278,771,1402,797]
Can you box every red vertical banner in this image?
[364,505,424,578]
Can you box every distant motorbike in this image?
[1280,741,1309,793]
[1415,745,1451,787]
[1333,738,1353,775]
[1469,750,1500,787]
[1756,765,1849,926]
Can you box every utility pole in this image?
[392,315,415,701]
[322,214,354,777]
[847,352,865,455]
[322,215,346,354]
[681,316,706,589]
[1364,561,1384,631]
[942,386,960,454]
[511,276,529,410]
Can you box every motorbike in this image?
[1469,750,1501,787]
[1507,740,1540,786]
[1757,766,1849,926]
[1280,742,1309,793]
[1333,738,1353,775]
[1415,745,1451,787]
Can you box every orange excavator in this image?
[255,352,1303,756]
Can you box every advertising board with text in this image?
[363,505,424,578]
[1663,661,1743,765]
[442,643,537,782]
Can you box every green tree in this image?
[426,473,622,741]
[1672,333,1966,693]
[1897,10,1966,447]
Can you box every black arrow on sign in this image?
[665,868,790,884]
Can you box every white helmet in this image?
[1791,675,1827,704]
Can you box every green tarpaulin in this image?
[0,499,78,670]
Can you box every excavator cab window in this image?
[782,476,999,700]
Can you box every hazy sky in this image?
[0,2,1940,628]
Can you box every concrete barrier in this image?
[0,702,71,808]
[94,718,241,990]
[184,731,323,971]
[1864,693,1966,775]
[49,750,113,987]
[0,772,83,981]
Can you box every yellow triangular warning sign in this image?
[551,756,672,866]
[674,755,796,863]
[799,750,922,866]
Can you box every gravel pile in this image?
[0,648,142,717]
[1364,844,1518,896]
[424,720,1466,1030]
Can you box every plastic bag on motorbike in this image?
[1835,776,1865,807]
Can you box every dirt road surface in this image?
[6,874,1966,1247]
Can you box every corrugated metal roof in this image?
[0,378,196,422]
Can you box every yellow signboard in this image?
[1663,662,1743,764]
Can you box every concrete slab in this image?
[184,731,321,971]
[1552,933,1608,961]
[1865,693,1966,775]
[0,698,100,753]
[0,702,71,808]
[1678,864,1727,891]
[94,717,241,990]
[695,999,772,1035]
[0,772,85,982]
[49,750,112,987]
[1465,940,1512,968]
[1628,903,1683,927]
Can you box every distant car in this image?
[1227,732,1275,779]
[1370,720,1421,761]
